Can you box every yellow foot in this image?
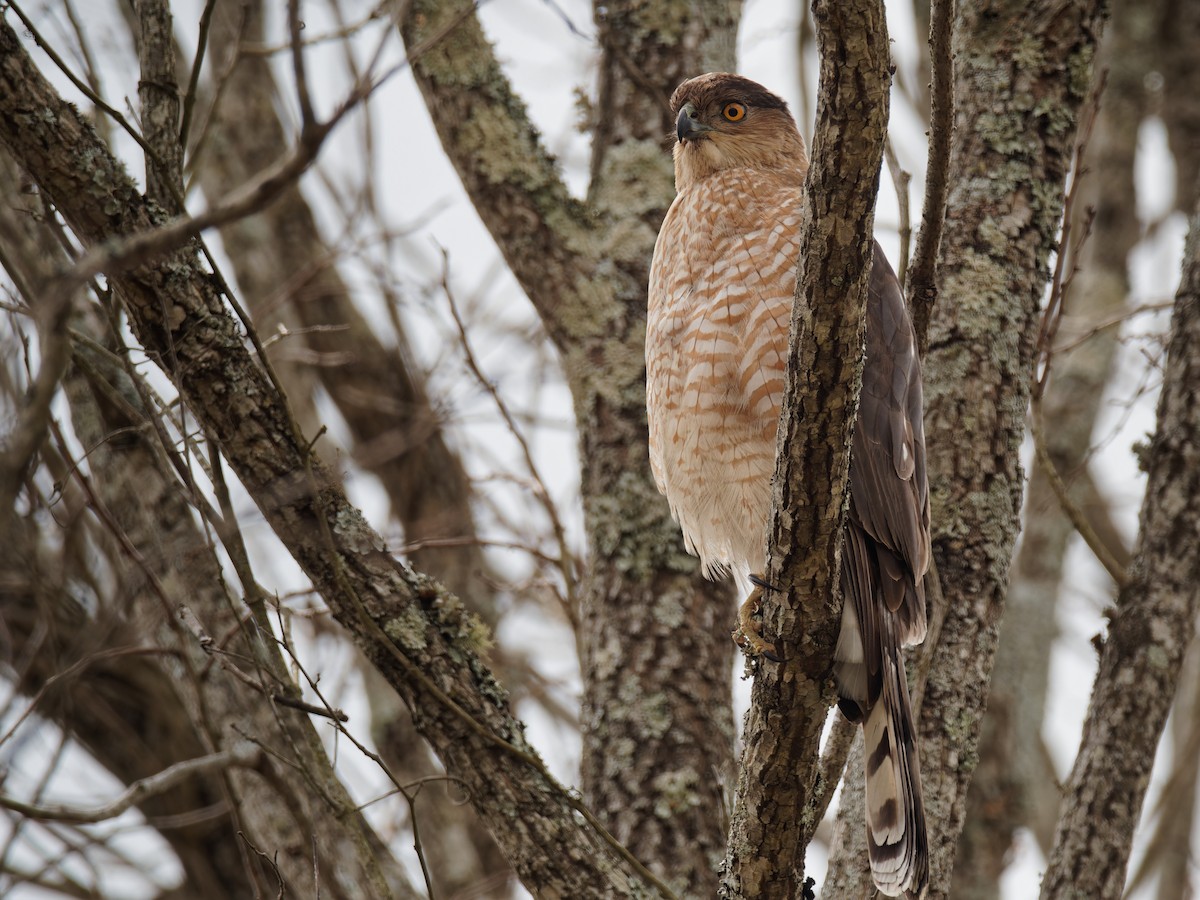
[733,577,782,661]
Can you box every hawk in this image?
[646,72,930,897]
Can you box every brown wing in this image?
[849,241,930,647]
[837,242,930,897]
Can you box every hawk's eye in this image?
[722,103,746,122]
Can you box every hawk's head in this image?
[669,73,808,188]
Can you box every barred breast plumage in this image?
[646,170,803,576]
[646,72,930,898]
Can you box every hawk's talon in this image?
[748,572,781,592]
[734,583,781,661]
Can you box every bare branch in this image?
[1040,201,1200,899]
[0,745,261,825]
[906,0,954,352]
[721,0,890,893]
[0,18,665,897]
[179,0,218,147]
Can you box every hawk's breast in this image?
[646,170,804,575]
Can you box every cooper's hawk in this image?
[646,73,930,897]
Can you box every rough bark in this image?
[0,18,658,898]
[400,2,739,893]
[134,0,183,206]
[952,3,1147,892]
[190,3,509,890]
[720,1,889,896]
[1039,207,1200,899]
[823,1,1106,895]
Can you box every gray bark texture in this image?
[189,2,510,891]
[1039,207,1200,899]
[399,2,741,893]
[952,1,1148,892]
[0,16,662,898]
[719,0,890,895]
[823,0,1105,895]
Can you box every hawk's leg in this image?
[733,574,782,661]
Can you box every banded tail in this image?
[837,523,929,897]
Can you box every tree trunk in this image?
[952,1,1148,890]
[1040,204,1200,899]
[399,2,741,892]
[823,0,1106,894]
[722,0,890,894]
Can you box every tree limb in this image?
[0,17,660,898]
[1039,202,1200,899]
[906,0,954,351]
[0,745,261,825]
[721,0,891,895]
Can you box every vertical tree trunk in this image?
[722,0,890,895]
[1040,205,1200,899]
[952,1,1148,891]
[399,3,742,892]
[823,1,1106,894]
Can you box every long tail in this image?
[836,522,928,897]
[861,638,927,897]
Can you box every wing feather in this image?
[848,243,931,645]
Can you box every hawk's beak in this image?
[676,103,713,143]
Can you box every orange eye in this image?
[723,102,746,122]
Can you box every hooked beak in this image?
[676,103,713,143]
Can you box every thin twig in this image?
[179,0,219,147]
[271,693,349,722]
[440,252,580,622]
[287,0,316,129]
[885,137,912,289]
[906,0,954,352]
[1030,70,1128,588]
[0,745,260,825]
[241,2,390,56]
[1050,300,1173,354]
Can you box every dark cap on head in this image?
[669,73,790,117]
